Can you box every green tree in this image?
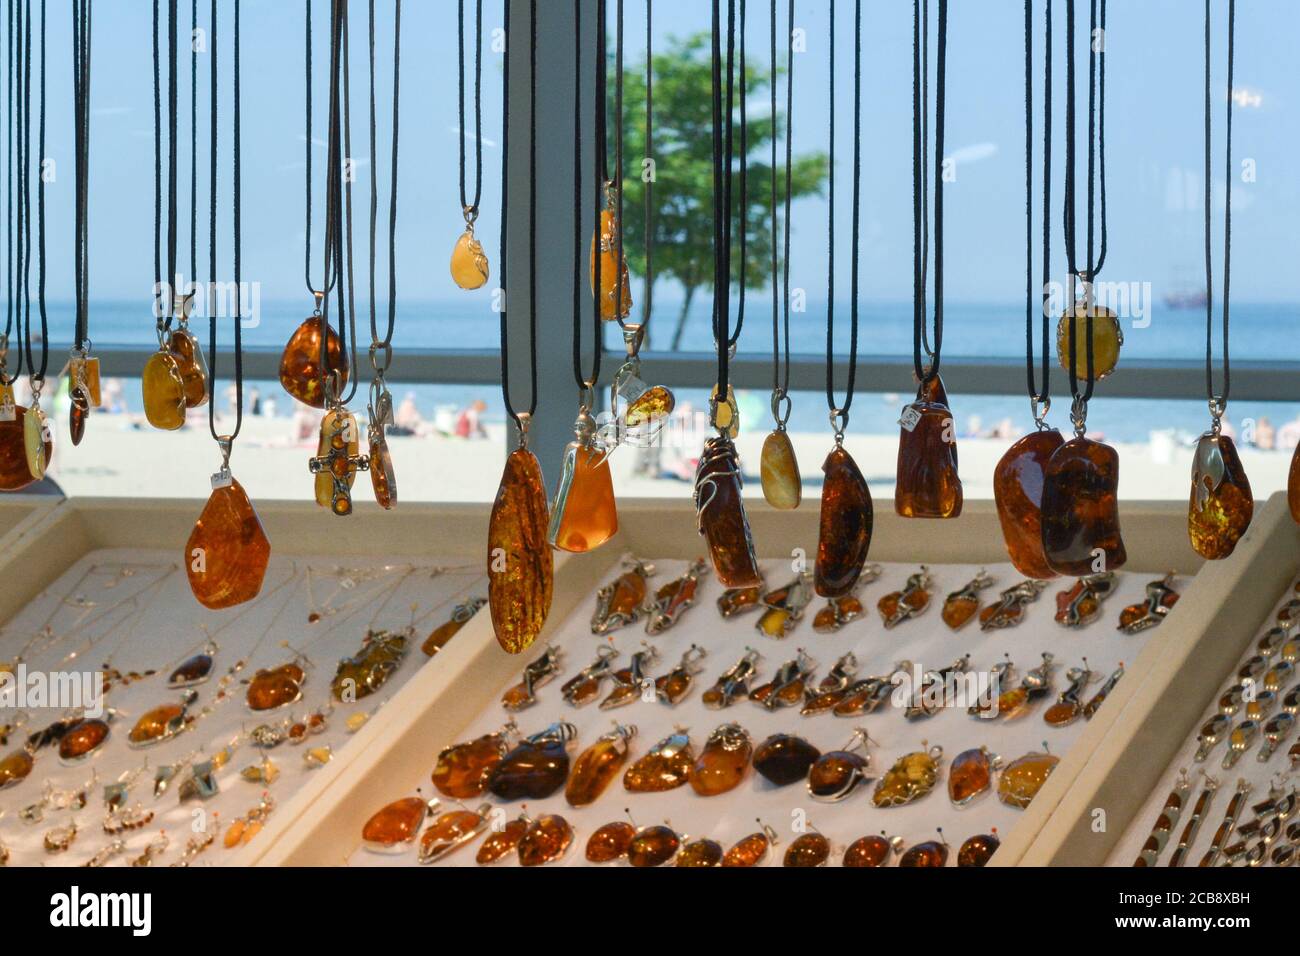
[617,33,828,351]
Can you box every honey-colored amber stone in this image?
[677,839,724,868]
[487,738,570,801]
[476,817,528,864]
[695,435,762,589]
[23,406,48,479]
[450,228,490,290]
[418,809,484,862]
[518,814,573,866]
[627,825,679,868]
[168,329,209,408]
[331,630,408,702]
[691,724,751,797]
[994,429,1065,579]
[623,731,693,792]
[362,796,428,848]
[722,832,773,867]
[1188,434,1253,560]
[421,601,483,656]
[69,389,88,445]
[815,445,873,598]
[813,594,863,633]
[1056,302,1122,382]
[899,840,949,868]
[565,734,633,807]
[753,734,820,787]
[872,750,940,808]
[586,821,636,862]
[710,384,741,438]
[488,449,554,654]
[625,385,675,428]
[958,832,1000,867]
[128,703,185,745]
[941,596,980,629]
[1289,444,1300,525]
[185,480,270,610]
[895,403,963,518]
[141,351,187,430]
[1040,437,1127,576]
[58,718,110,762]
[718,586,763,618]
[314,410,360,512]
[843,835,892,868]
[760,429,803,510]
[997,752,1059,809]
[0,399,50,491]
[246,663,304,712]
[369,436,397,509]
[279,316,348,409]
[549,442,618,553]
[590,208,633,320]
[783,833,830,868]
[948,747,994,807]
[0,748,35,789]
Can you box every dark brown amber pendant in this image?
[690,723,752,797]
[419,806,492,863]
[694,434,762,588]
[783,832,831,868]
[815,444,873,598]
[548,419,618,553]
[899,839,949,868]
[843,834,901,868]
[69,387,88,445]
[565,723,636,807]
[486,722,576,801]
[361,796,429,851]
[168,647,215,688]
[278,314,348,409]
[654,644,707,705]
[0,388,51,491]
[627,824,681,868]
[517,814,574,866]
[431,724,515,798]
[623,730,693,792]
[895,399,962,518]
[994,429,1065,579]
[58,718,111,763]
[958,832,1000,867]
[591,559,654,635]
[753,733,821,787]
[487,448,554,654]
[586,821,636,863]
[717,585,763,618]
[807,729,873,802]
[677,839,724,867]
[1040,437,1127,576]
[185,479,271,610]
[1187,432,1253,560]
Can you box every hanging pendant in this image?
[749,649,815,710]
[591,558,654,635]
[694,434,761,588]
[1054,572,1116,628]
[1118,574,1180,634]
[331,628,410,702]
[0,384,49,491]
[948,746,1001,807]
[1188,430,1253,560]
[998,749,1060,809]
[486,721,576,801]
[1289,443,1300,525]
[978,580,1047,630]
[589,192,632,320]
[185,468,270,610]
[141,348,187,430]
[701,647,761,709]
[941,570,995,630]
[565,723,637,807]
[623,729,694,793]
[422,597,487,656]
[871,745,944,808]
[500,645,562,711]
[994,428,1065,578]
[278,309,349,409]
[548,408,618,553]
[760,428,802,510]
[560,645,620,707]
[895,388,963,518]
[310,408,365,516]
[487,445,554,654]
[1040,437,1127,575]
[815,443,874,598]
[654,644,707,705]
[645,560,707,635]
[614,330,675,431]
[877,567,932,628]
[1057,299,1122,382]
[169,327,209,409]
[753,733,821,787]
[431,721,517,799]
[450,221,490,290]
[755,573,814,640]
[691,723,753,797]
[709,384,741,438]
[599,643,659,710]
[22,399,51,480]
[367,416,397,510]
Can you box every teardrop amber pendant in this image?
[450,226,490,290]
[895,400,963,518]
[677,838,724,867]
[694,435,762,589]
[1187,432,1253,560]
[723,828,777,867]
[994,429,1065,579]
[419,807,491,863]
[565,724,636,807]
[899,839,949,868]
[278,315,349,409]
[548,440,618,553]
[1040,437,1127,576]
[141,350,187,430]
[168,329,209,408]
[516,814,574,866]
[843,834,895,868]
[368,429,397,510]
[948,746,996,807]
[487,448,554,654]
[185,479,270,610]
[783,832,831,868]
[958,832,1000,867]
[690,723,752,797]
[760,429,802,510]
[58,718,110,763]
[586,821,636,862]
[590,207,632,320]
[69,387,88,445]
[128,701,190,746]
[871,747,942,808]
[815,444,873,598]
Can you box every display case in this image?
[0,493,58,551]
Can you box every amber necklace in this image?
[450,0,489,291]
[486,0,553,656]
[65,0,96,445]
[0,0,30,493]
[1188,0,1251,561]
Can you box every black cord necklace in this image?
[912,0,946,392]
[2,0,17,391]
[152,0,180,337]
[450,0,488,291]
[27,0,46,390]
[67,0,94,443]
[768,0,793,430]
[1203,0,1233,423]
[709,0,738,433]
[1024,0,1052,426]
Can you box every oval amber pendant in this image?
[997,751,1059,809]
[1057,302,1122,382]
[476,816,528,864]
[694,435,762,589]
[958,832,1000,867]
[814,444,873,598]
[589,208,632,320]
[141,351,187,430]
[168,329,209,408]
[783,832,831,868]
[948,746,995,807]
[278,315,349,409]
[1040,436,1127,576]
[246,663,305,712]
[994,429,1065,579]
[0,748,34,789]
[1187,432,1253,560]
[58,718,110,763]
[586,821,636,863]
[362,796,428,851]
[22,405,50,479]
[128,702,187,746]
[548,441,618,553]
[760,429,802,510]
[690,723,752,797]
[450,227,490,290]
[517,814,574,866]
[185,479,271,610]
[677,839,724,868]
[752,733,821,787]
[623,730,694,793]
[895,401,962,518]
[369,432,397,510]
[723,830,775,867]
[843,834,894,868]
[899,840,949,868]
[419,808,489,863]
[488,448,554,654]
[627,825,680,868]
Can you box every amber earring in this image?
[1042,659,1097,727]
[599,643,660,710]
[1118,573,1180,634]
[702,648,762,710]
[501,645,563,712]
[717,581,765,619]
[560,645,621,708]
[755,573,814,640]
[590,558,655,635]
[653,645,708,706]
[941,570,994,630]
[1054,572,1117,628]
[749,649,816,711]
[978,580,1047,631]
[645,560,708,635]
[877,568,932,628]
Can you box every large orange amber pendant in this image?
[185,478,270,610]
[168,328,209,408]
[450,226,490,290]
[760,429,802,510]
[814,444,873,598]
[548,437,617,553]
[694,435,761,589]
[361,796,429,851]
[488,448,554,654]
[431,728,512,798]
[565,724,636,807]
[0,397,51,491]
[1040,437,1127,576]
[624,730,694,793]
[895,401,962,518]
[690,723,752,797]
[1187,432,1253,560]
[141,350,187,430]
[994,429,1065,578]
[279,315,349,409]
[311,410,361,515]
[590,207,632,320]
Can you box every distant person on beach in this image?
[1254,416,1275,451]
[454,399,488,440]
[392,392,424,437]
[248,386,262,417]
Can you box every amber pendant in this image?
[419,805,493,863]
[599,644,660,711]
[978,580,1047,631]
[813,589,868,634]
[450,224,490,290]
[654,644,707,705]
[367,422,397,510]
[1040,437,1127,576]
[1057,299,1122,381]
[331,628,409,702]
[717,584,763,618]
[710,384,741,438]
[0,386,50,491]
[486,721,576,801]
[722,824,780,867]
[69,384,88,445]
[1118,574,1179,634]
[623,729,694,793]
[694,434,762,588]
[753,733,821,787]
[691,723,752,796]
[948,746,1000,807]
[621,380,676,431]
[677,838,724,868]
[627,825,682,868]
[246,661,306,713]
[817,668,899,719]
[871,745,943,808]
[755,574,814,640]
[362,795,431,852]
[815,444,874,598]
[591,559,654,635]
[895,399,963,518]
[899,838,949,868]
[127,692,196,747]
[278,313,349,409]
[487,448,554,654]
[560,646,620,707]
[310,409,365,516]
[141,349,187,430]
[501,645,562,712]
[749,649,815,711]
[0,748,35,790]
[941,570,994,630]
[701,647,761,709]
[783,832,831,868]
[1083,664,1125,719]
[22,403,50,480]
[1054,572,1116,627]
[645,560,707,635]
[807,729,873,802]
[431,722,516,799]
[168,644,217,689]
[1043,661,1096,727]
[517,814,574,867]
[903,655,971,720]
[958,833,1000,867]
[877,568,932,628]
[974,652,1055,721]
[548,419,618,553]
[422,597,487,656]
[57,717,112,764]
[994,429,1065,579]
[185,477,270,610]
[586,820,637,863]
[475,815,530,865]
[998,750,1060,808]
[590,204,633,320]
[565,723,637,807]
[844,834,903,868]
[1188,432,1253,560]
[168,327,209,408]
[760,428,802,510]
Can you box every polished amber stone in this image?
[362,796,427,848]
[417,809,484,862]
[710,384,741,438]
[843,835,892,868]
[723,832,772,867]
[590,208,633,320]
[141,351,187,430]
[487,738,570,801]
[23,406,48,479]
[718,586,763,618]
[279,316,348,409]
[476,817,528,864]
[813,594,863,633]
[626,385,675,428]
[565,734,632,807]
[948,747,994,807]
[0,402,52,491]
[807,751,868,801]
[593,567,650,635]
[128,703,185,744]
[550,442,618,552]
[487,449,554,654]
[168,652,214,688]
[752,734,821,787]
[815,445,873,598]
[899,840,949,868]
[586,821,636,862]
[994,429,1065,579]
[168,329,209,408]
[690,725,751,796]
[1057,302,1121,381]
[998,752,1059,809]
[676,839,724,868]
[58,718,110,762]
[695,435,762,588]
[783,833,830,868]
[69,389,88,445]
[0,748,35,789]
[895,403,963,518]
[627,825,679,868]
[1288,444,1300,524]
[421,602,482,656]
[942,595,980,630]
[246,663,304,712]
[1040,437,1127,575]
[369,436,397,510]
[185,480,270,610]
[518,814,573,866]
[450,228,490,290]
[760,429,803,510]
[623,732,693,792]
[872,750,940,808]
[958,833,1000,867]
[331,631,408,702]
[1188,434,1253,560]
